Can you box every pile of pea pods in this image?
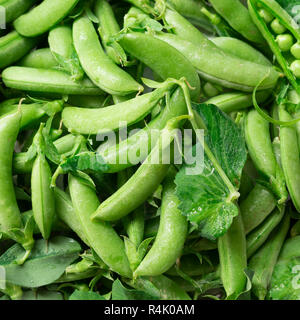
[0,0,300,301]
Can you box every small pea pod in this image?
[14,0,80,37]
[2,67,104,96]
[249,214,290,300]
[31,124,56,240]
[48,25,84,81]
[68,173,132,278]
[73,16,143,96]
[18,48,58,69]
[244,109,287,203]
[209,0,265,45]
[246,206,285,258]
[218,211,247,300]
[240,183,277,234]
[279,104,300,212]
[92,115,189,222]
[0,0,38,23]
[134,167,188,277]
[0,31,37,69]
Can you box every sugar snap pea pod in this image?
[249,214,290,300]
[244,109,287,202]
[248,0,300,95]
[240,183,277,234]
[68,174,132,278]
[0,0,38,23]
[246,206,285,258]
[118,32,200,100]
[209,0,265,45]
[53,187,89,246]
[73,16,143,96]
[99,87,187,173]
[14,0,80,37]
[211,37,271,66]
[0,110,22,234]
[92,115,188,222]
[279,104,300,212]
[155,32,279,92]
[291,220,300,238]
[62,79,176,135]
[134,167,188,277]
[31,125,56,240]
[2,67,104,96]
[218,212,247,300]
[0,31,37,69]
[48,25,84,81]
[18,48,58,69]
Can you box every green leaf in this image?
[0,236,81,288]
[112,279,157,300]
[22,289,63,300]
[69,290,105,300]
[175,103,247,240]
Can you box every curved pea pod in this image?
[53,187,89,246]
[14,0,80,37]
[118,32,200,100]
[0,110,22,234]
[211,37,271,66]
[0,31,38,69]
[2,67,104,96]
[134,167,188,277]
[48,25,84,81]
[206,90,271,114]
[18,48,58,69]
[249,214,290,300]
[279,105,300,212]
[246,206,285,258]
[0,0,39,23]
[73,16,143,96]
[248,0,300,95]
[31,137,56,239]
[209,0,265,45]
[244,109,287,203]
[155,32,279,92]
[99,87,187,173]
[62,79,176,135]
[68,174,132,278]
[218,211,247,300]
[92,115,188,222]
[240,183,277,234]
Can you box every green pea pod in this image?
[0,111,22,234]
[118,32,200,100]
[62,79,177,135]
[31,125,56,240]
[134,167,188,277]
[246,206,285,258]
[18,48,58,69]
[0,0,39,23]
[240,183,277,234]
[73,16,143,96]
[99,87,187,173]
[211,37,271,66]
[14,0,80,37]
[209,0,265,45]
[2,67,104,95]
[218,211,247,300]
[53,187,89,246]
[49,25,84,81]
[249,214,290,300]
[248,0,300,95]
[92,115,189,222]
[244,109,287,203]
[68,174,132,278]
[291,220,300,238]
[279,104,300,212]
[0,31,38,69]
[67,95,108,108]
